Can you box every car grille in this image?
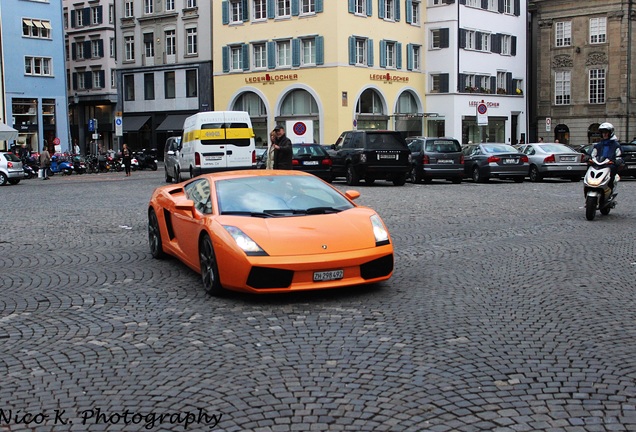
[360,254,394,280]
[247,267,294,289]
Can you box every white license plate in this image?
[438,160,453,164]
[205,156,222,161]
[303,161,319,165]
[378,154,397,159]
[313,270,344,282]
[561,156,575,162]
[503,158,517,164]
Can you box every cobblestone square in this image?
[1,169,635,431]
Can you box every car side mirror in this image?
[345,190,360,201]
[175,200,195,212]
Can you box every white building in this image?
[424,0,527,144]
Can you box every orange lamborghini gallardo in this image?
[147,170,394,295]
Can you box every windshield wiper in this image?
[303,207,343,214]
[220,211,277,218]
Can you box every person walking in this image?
[39,142,51,180]
[266,129,276,169]
[272,125,292,170]
[122,143,132,177]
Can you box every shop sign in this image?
[245,73,299,84]
[369,73,409,83]
[469,100,499,108]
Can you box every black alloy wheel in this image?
[199,234,223,296]
[148,209,166,259]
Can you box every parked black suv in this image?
[330,130,410,186]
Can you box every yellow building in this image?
[214,0,426,146]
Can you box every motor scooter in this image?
[49,155,74,176]
[135,149,158,171]
[583,157,619,221]
[72,155,87,174]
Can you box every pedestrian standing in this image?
[39,142,51,180]
[266,130,276,169]
[122,143,132,177]
[73,139,80,155]
[272,125,293,170]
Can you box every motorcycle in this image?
[22,156,40,179]
[49,155,74,176]
[135,149,158,171]
[583,157,619,221]
[72,155,87,175]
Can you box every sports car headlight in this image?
[223,226,268,256]
[370,214,390,246]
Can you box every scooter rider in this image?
[590,122,623,189]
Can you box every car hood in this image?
[217,207,381,256]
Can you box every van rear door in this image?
[223,113,254,169]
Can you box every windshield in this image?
[482,144,518,153]
[216,175,355,216]
[539,144,574,153]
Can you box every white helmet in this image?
[598,122,614,136]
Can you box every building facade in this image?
[64,0,118,155]
[213,0,427,146]
[425,0,527,145]
[529,0,636,145]
[114,0,212,153]
[0,0,70,153]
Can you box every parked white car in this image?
[0,152,23,186]
[517,143,587,182]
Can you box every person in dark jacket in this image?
[122,143,132,177]
[272,125,293,170]
[590,122,623,189]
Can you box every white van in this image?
[181,111,256,178]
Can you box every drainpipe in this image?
[627,0,633,142]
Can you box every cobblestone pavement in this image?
[1,167,636,432]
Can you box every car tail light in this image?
[7,162,13,168]
[580,154,587,162]
[292,159,299,166]
[521,155,529,163]
[195,152,201,166]
[252,150,256,164]
[543,154,555,163]
[487,155,500,163]
[321,159,332,166]
[460,155,465,164]
[422,155,430,164]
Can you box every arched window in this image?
[280,90,318,115]
[232,92,268,146]
[356,89,387,130]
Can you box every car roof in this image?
[196,169,314,183]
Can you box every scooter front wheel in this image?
[585,195,597,221]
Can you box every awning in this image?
[0,123,19,141]
[42,21,52,29]
[156,114,189,132]
[32,20,43,28]
[123,116,150,132]
[23,19,33,27]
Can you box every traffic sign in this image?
[88,119,95,132]
[546,117,552,132]
[115,116,123,137]
[477,102,488,126]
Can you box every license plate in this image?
[438,159,453,164]
[205,156,222,161]
[302,161,319,165]
[503,158,517,164]
[378,154,397,160]
[313,270,344,282]
[561,156,575,162]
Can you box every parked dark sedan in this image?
[621,142,636,177]
[405,137,464,184]
[462,143,529,183]
[292,143,333,182]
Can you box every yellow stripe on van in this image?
[225,128,255,139]
[183,128,255,143]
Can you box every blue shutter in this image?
[396,42,402,69]
[349,36,356,64]
[395,0,400,21]
[242,44,250,70]
[316,0,323,13]
[368,39,374,66]
[99,71,105,88]
[348,0,355,13]
[490,76,496,93]
[378,0,385,19]
[84,71,93,89]
[379,40,386,67]
[72,73,77,90]
[406,44,413,70]
[367,0,373,16]
[83,8,90,24]
[70,10,76,28]
[406,0,413,23]
[316,36,324,65]
[267,41,276,68]
[222,1,229,24]
[97,6,103,24]
[84,41,92,59]
[511,36,517,56]
[292,39,301,67]
[243,0,249,21]
[514,0,520,16]
[292,0,299,16]
[267,0,275,18]
[98,39,104,57]
[71,43,77,60]
[222,46,230,72]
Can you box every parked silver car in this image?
[517,143,587,182]
[163,136,182,183]
[462,143,529,183]
[0,152,23,186]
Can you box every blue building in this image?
[0,0,70,153]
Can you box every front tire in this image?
[585,195,597,221]
[148,209,166,259]
[0,172,9,186]
[392,173,407,186]
[409,166,422,184]
[600,204,611,215]
[472,166,487,183]
[199,234,223,296]
[346,164,360,186]
[8,179,20,185]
